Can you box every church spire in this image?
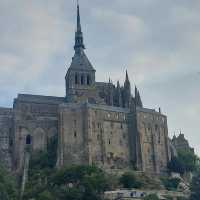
[74,1,85,53]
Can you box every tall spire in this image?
[74,1,85,53]
[125,70,129,83]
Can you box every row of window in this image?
[75,73,91,85]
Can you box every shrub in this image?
[0,166,18,200]
[144,194,159,200]
[161,177,181,191]
[190,172,200,200]
[119,172,142,189]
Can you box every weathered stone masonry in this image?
[0,3,171,175]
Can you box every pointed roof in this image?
[70,1,95,71]
[70,50,95,71]
[125,70,130,82]
[74,1,85,52]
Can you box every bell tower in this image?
[65,2,96,103]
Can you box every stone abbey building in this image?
[0,4,171,175]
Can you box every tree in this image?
[0,166,18,200]
[168,150,198,175]
[167,156,185,174]
[23,164,111,200]
[190,172,200,200]
[119,172,142,189]
[178,150,197,172]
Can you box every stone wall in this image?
[13,94,62,171]
[0,107,13,170]
[58,103,131,170]
[136,107,170,174]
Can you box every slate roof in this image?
[69,50,95,71]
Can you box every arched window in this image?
[87,75,90,85]
[81,74,84,85]
[75,73,78,84]
[26,135,31,145]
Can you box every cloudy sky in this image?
[0,0,199,155]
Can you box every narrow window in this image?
[87,75,90,85]
[75,73,78,84]
[158,132,161,143]
[26,135,31,145]
[74,131,77,138]
[108,139,111,145]
[81,74,84,85]
[121,123,123,129]
[155,124,158,131]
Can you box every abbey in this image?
[0,4,171,175]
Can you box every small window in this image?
[26,135,31,145]
[108,139,111,145]
[87,75,90,85]
[75,73,78,84]
[158,132,161,143]
[74,131,77,138]
[155,124,158,131]
[98,123,101,129]
[121,123,123,129]
[81,74,84,85]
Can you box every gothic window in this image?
[75,73,78,84]
[26,135,31,145]
[121,123,123,129]
[158,132,161,144]
[74,131,77,138]
[108,139,111,145]
[81,74,84,85]
[155,124,158,131]
[87,75,91,85]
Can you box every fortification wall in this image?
[0,107,13,170]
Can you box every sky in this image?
[0,0,199,155]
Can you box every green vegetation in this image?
[119,171,142,189]
[190,171,200,200]
[144,194,159,200]
[0,166,18,200]
[168,150,199,174]
[160,177,181,191]
[24,164,111,200]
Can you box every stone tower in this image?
[65,3,96,103]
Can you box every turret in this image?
[135,86,143,108]
[123,70,131,108]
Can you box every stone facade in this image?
[0,107,12,169]
[0,3,171,175]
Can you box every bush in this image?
[167,156,185,174]
[168,150,198,174]
[23,164,111,200]
[190,172,200,200]
[0,166,18,200]
[161,177,181,191]
[119,172,142,189]
[144,194,159,200]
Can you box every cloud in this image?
[0,0,199,155]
